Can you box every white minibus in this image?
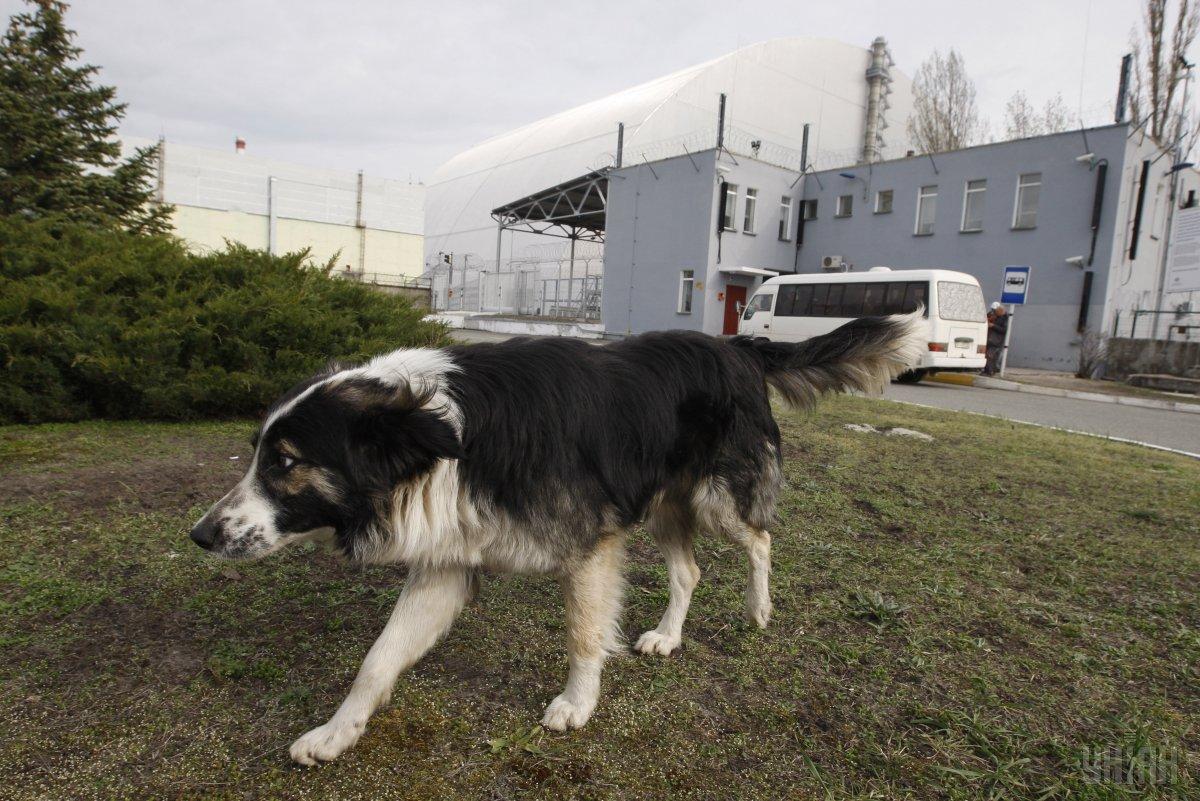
[737,267,988,382]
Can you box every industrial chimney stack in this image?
[860,36,893,164]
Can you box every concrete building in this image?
[600,122,1198,370]
[426,37,914,268]
[125,136,425,281]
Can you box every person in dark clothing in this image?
[983,302,1008,375]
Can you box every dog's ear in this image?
[347,388,463,493]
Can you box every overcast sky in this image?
[4,0,1183,182]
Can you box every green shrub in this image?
[0,217,447,423]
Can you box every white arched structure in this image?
[425,36,913,264]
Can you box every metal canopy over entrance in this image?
[490,169,609,243]
[474,169,610,322]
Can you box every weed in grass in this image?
[847,589,907,632]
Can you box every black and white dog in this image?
[189,313,923,765]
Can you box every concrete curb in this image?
[425,312,604,339]
[926,372,976,387]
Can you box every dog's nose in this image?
[190,516,220,550]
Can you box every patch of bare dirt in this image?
[0,433,250,518]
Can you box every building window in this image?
[836,194,853,217]
[722,184,738,231]
[743,188,758,233]
[915,185,938,235]
[801,198,818,220]
[874,189,893,214]
[778,196,793,240]
[961,179,986,232]
[1013,172,1041,229]
[677,270,694,313]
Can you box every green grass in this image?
[0,397,1196,800]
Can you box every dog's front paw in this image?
[634,629,681,656]
[289,720,363,766]
[541,694,595,732]
[746,593,772,629]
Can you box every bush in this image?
[0,218,447,423]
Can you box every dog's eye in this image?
[278,453,297,471]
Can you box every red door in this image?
[723,285,747,335]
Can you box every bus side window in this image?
[809,284,829,316]
[884,282,906,314]
[903,282,929,314]
[776,285,797,316]
[788,284,813,316]
[841,283,866,317]
[862,282,886,315]
[824,285,845,317]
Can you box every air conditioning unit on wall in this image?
[821,255,846,271]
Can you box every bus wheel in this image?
[895,369,927,384]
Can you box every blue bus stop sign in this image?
[1001,266,1031,305]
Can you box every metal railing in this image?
[424,243,603,321]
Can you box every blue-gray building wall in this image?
[796,125,1132,369]
[600,124,1173,367]
[603,151,805,337]
[602,151,720,335]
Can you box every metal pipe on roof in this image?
[717,93,726,151]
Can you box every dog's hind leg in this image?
[290,566,472,765]
[693,480,773,629]
[542,533,625,731]
[635,510,699,656]
[727,525,772,628]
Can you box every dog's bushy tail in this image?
[732,310,926,410]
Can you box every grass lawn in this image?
[0,397,1196,800]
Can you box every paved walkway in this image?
[884,382,1200,457]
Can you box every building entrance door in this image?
[723,285,747,335]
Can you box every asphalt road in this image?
[883,382,1200,457]
[449,328,1200,457]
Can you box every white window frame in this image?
[874,189,893,214]
[722,183,738,231]
[960,179,986,232]
[915,185,938,235]
[743,188,758,233]
[1012,172,1041,229]
[835,194,853,218]
[778,196,793,240]
[801,198,818,220]
[677,269,695,314]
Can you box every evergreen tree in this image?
[0,0,172,234]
